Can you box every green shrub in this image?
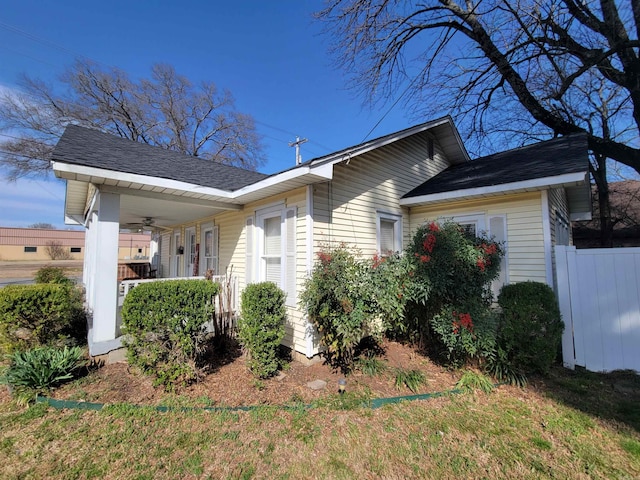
[238,282,286,378]
[1,346,86,401]
[300,247,384,373]
[121,279,219,389]
[497,281,564,374]
[34,265,74,285]
[0,284,86,354]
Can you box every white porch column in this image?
[91,191,121,344]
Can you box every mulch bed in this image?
[48,340,462,408]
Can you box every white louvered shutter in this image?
[284,207,297,306]
[264,216,282,284]
[245,217,254,285]
[489,215,508,298]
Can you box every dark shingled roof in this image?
[52,125,268,191]
[402,133,589,199]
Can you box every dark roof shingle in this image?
[52,125,268,191]
[402,133,589,199]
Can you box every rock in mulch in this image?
[306,379,327,391]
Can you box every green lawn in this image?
[1,367,639,479]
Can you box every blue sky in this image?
[0,0,423,229]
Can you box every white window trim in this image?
[447,213,486,236]
[184,226,196,277]
[377,211,403,256]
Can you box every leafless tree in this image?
[45,240,72,260]
[317,0,640,172]
[29,222,55,229]
[0,62,265,179]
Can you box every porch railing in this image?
[119,275,239,318]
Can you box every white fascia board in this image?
[225,163,334,198]
[399,171,588,206]
[53,160,334,202]
[309,118,453,168]
[64,214,84,225]
[52,161,235,199]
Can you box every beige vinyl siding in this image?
[409,192,548,284]
[313,132,449,256]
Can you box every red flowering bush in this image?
[404,220,503,364]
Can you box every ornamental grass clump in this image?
[1,345,86,403]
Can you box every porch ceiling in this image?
[118,193,229,229]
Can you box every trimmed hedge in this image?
[239,282,286,378]
[497,281,564,374]
[121,279,220,389]
[0,284,86,354]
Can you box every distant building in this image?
[0,227,151,261]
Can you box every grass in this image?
[1,367,639,479]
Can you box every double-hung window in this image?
[377,212,402,257]
[247,204,297,306]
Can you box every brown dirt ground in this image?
[0,260,83,280]
[48,340,462,408]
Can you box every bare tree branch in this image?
[0,61,265,179]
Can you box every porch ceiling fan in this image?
[121,217,172,232]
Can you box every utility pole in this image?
[289,136,308,165]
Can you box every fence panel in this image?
[557,245,640,373]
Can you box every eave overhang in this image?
[400,171,592,220]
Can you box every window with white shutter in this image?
[377,212,402,257]
[254,205,297,306]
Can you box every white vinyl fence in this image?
[556,245,640,373]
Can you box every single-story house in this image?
[51,117,591,359]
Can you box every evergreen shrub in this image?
[121,279,219,389]
[497,281,564,374]
[238,282,286,378]
[0,284,86,353]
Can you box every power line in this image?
[360,69,426,144]
[0,20,107,67]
